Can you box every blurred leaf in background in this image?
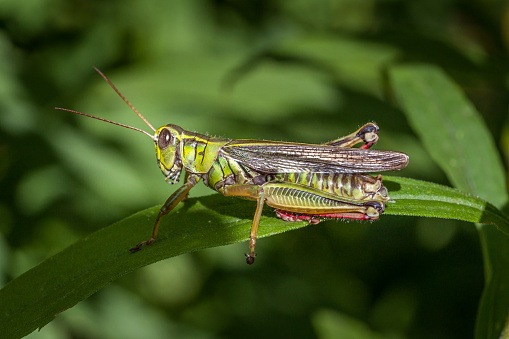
[1,0,508,338]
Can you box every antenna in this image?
[55,107,156,140]
[92,67,156,132]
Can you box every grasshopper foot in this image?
[245,253,256,265]
[129,238,156,253]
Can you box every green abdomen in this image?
[269,172,389,203]
[205,155,388,204]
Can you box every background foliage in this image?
[1,0,508,338]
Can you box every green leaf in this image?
[0,194,304,339]
[388,64,507,206]
[1,177,508,339]
[385,177,509,236]
[389,64,509,339]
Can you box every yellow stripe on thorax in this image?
[180,131,230,174]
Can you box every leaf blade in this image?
[389,64,507,206]
[389,64,509,339]
[1,177,509,338]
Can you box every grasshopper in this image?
[57,68,409,264]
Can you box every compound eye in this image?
[158,129,172,149]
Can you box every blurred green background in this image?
[1,0,508,338]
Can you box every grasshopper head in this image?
[155,124,184,184]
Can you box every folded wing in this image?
[222,141,409,174]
